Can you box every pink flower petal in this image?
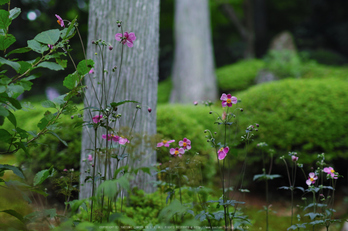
[128,32,136,41]
[220,93,227,101]
[126,40,134,48]
[115,33,122,41]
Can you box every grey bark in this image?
[170,0,217,104]
[79,0,159,199]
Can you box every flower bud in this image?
[71,116,74,119]
[209,111,212,114]
[240,108,243,112]
[109,45,113,50]
[193,101,198,106]
[148,108,152,113]
[256,124,259,127]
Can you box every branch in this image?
[219,3,248,40]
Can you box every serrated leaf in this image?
[47,131,67,146]
[37,117,49,130]
[37,62,64,71]
[7,84,24,97]
[6,110,16,127]
[60,26,75,40]
[0,10,11,29]
[55,58,67,68]
[15,127,28,139]
[33,167,54,186]
[34,29,60,45]
[0,128,11,142]
[77,59,94,76]
[41,100,56,109]
[9,7,20,20]
[6,47,31,56]
[27,39,48,54]
[63,72,79,90]
[0,164,24,179]
[0,56,20,72]
[0,34,15,50]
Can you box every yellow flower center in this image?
[331,169,335,173]
[310,177,314,182]
[183,142,187,147]
[219,148,223,152]
[163,140,167,144]
[226,98,232,104]
[174,150,178,155]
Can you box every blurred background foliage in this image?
[3,0,348,95]
[2,0,348,197]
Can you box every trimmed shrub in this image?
[305,49,348,66]
[302,62,348,80]
[216,59,265,92]
[235,78,348,164]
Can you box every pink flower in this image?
[55,14,65,27]
[87,155,93,162]
[92,115,103,123]
[179,138,191,150]
[323,167,338,179]
[115,32,136,48]
[102,134,129,145]
[63,169,68,172]
[157,140,175,147]
[218,147,229,160]
[48,44,53,49]
[193,101,198,106]
[89,68,94,74]
[220,93,237,107]
[170,147,185,157]
[291,155,298,162]
[306,172,318,186]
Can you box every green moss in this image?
[236,78,348,163]
[216,59,265,92]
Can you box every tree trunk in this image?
[170,0,217,104]
[79,0,159,199]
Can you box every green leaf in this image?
[6,47,31,56]
[6,110,16,127]
[63,72,79,90]
[52,94,66,105]
[0,56,20,72]
[0,10,11,29]
[0,34,15,50]
[0,128,11,142]
[0,210,24,223]
[0,85,6,93]
[9,7,21,20]
[18,61,31,75]
[56,59,67,68]
[33,167,55,186]
[41,100,56,109]
[27,39,48,54]
[37,117,49,130]
[110,100,139,108]
[34,29,60,45]
[77,59,94,76]
[7,84,24,97]
[7,97,22,109]
[0,106,9,117]
[47,131,67,146]
[0,164,24,179]
[0,115,4,125]
[15,127,28,139]
[37,62,64,71]
[60,27,75,40]
[0,0,10,6]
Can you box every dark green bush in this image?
[304,49,348,66]
[235,78,348,164]
[216,59,265,92]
